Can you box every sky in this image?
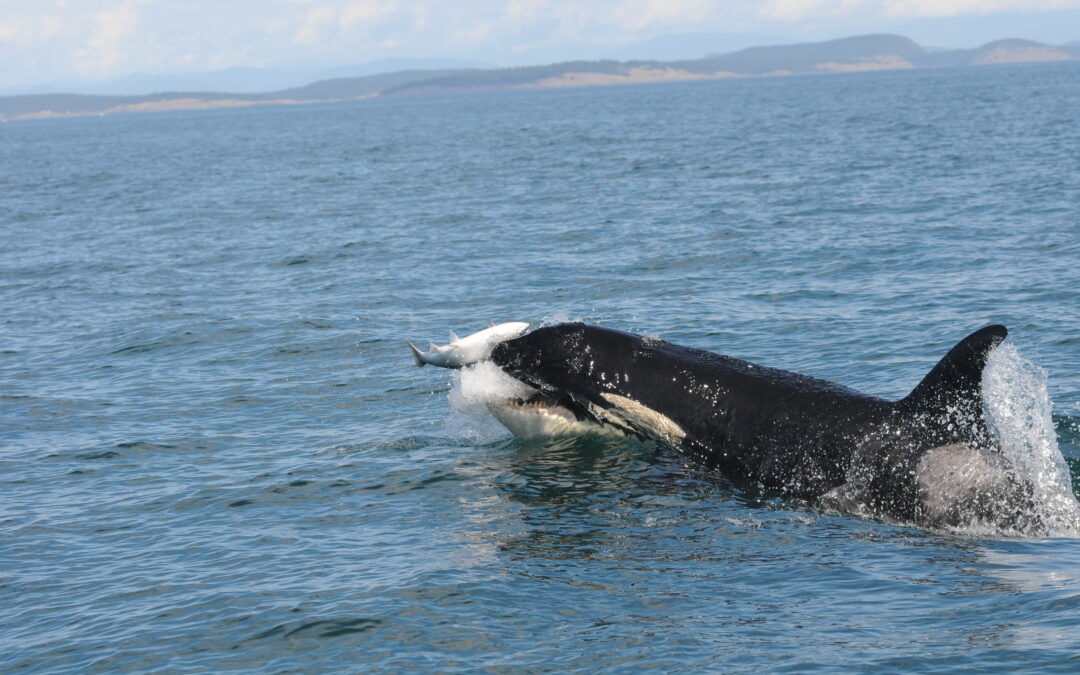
[2,0,1080,90]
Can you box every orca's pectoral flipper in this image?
[899,325,1007,440]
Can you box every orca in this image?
[484,322,1040,530]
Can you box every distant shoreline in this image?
[3,33,1077,123]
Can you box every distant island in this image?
[3,34,1078,122]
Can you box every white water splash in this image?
[983,343,1080,536]
[445,361,536,442]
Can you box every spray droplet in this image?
[983,343,1080,536]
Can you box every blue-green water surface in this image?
[3,62,1080,672]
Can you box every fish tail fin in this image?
[407,342,426,367]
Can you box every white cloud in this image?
[340,0,396,27]
[550,3,591,39]
[450,21,494,45]
[39,15,62,39]
[409,3,431,31]
[446,0,552,46]
[291,0,397,45]
[759,0,866,22]
[0,21,17,44]
[760,0,1080,22]
[0,13,64,45]
[505,0,549,26]
[884,0,1080,18]
[613,0,715,32]
[75,1,142,74]
[293,3,338,45]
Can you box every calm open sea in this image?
[3,62,1080,672]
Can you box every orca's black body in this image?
[491,323,1031,527]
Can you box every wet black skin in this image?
[491,323,1019,526]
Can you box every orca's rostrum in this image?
[414,322,1040,530]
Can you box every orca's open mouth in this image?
[486,391,614,439]
[499,393,576,419]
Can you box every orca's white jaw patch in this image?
[484,390,686,443]
[598,393,686,442]
[486,395,617,439]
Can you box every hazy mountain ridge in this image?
[688,34,926,74]
[3,34,1077,121]
[0,58,493,97]
[919,38,1072,66]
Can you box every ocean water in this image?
[3,61,1080,672]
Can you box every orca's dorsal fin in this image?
[900,325,1007,419]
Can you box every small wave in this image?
[377,435,442,452]
[250,616,383,641]
[76,450,121,460]
[109,330,202,356]
[110,340,169,355]
[114,441,178,451]
[324,434,505,458]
